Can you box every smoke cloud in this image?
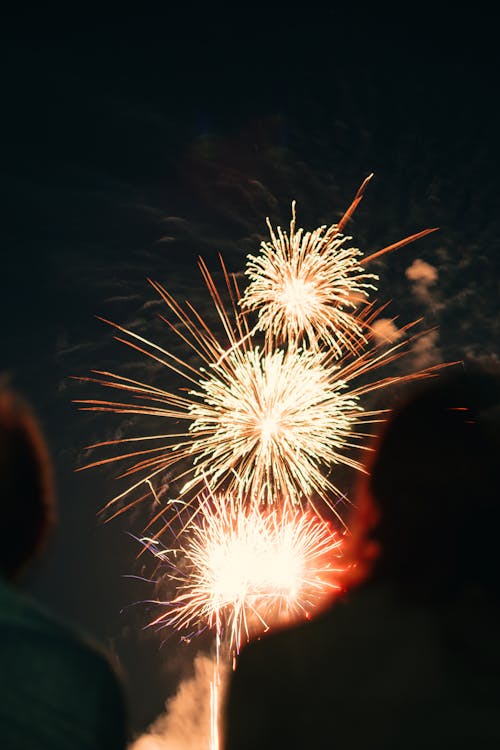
[129,654,228,750]
[371,318,403,345]
[405,258,439,309]
[409,329,441,369]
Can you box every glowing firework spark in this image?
[241,200,378,356]
[146,492,344,654]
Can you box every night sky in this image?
[2,11,499,742]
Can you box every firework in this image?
[186,345,365,504]
[240,201,378,356]
[240,177,437,357]
[76,180,444,750]
[146,492,344,654]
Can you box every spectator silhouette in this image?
[0,386,127,749]
[224,368,500,749]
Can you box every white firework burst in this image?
[240,201,378,356]
[185,345,364,504]
[147,492,345,653]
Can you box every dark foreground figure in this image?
[224,369,500,749]
[0,388,127,749]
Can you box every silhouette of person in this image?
[0,386,128,749]
[223,368,500,749]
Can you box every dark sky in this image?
[2,10,499,740]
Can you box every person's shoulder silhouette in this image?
[224,368,500,750]
[0,387,127,749]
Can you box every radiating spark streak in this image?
[361,227,439,265]
[146,479,161,505]
[96,317,203,383]
[337,172,374,233]
[147,492,344,654]
[102,492,152,522]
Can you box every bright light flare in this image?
[148,493,345,653]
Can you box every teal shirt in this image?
[0,580,127,749]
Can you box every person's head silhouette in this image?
[0,386,55,580]
[356,367,500,601]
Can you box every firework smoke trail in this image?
[129,653,226,750]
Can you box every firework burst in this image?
[240,200,378,356]
[240,176,438,356]
[147,492,344,653]
[186,345,364,504]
